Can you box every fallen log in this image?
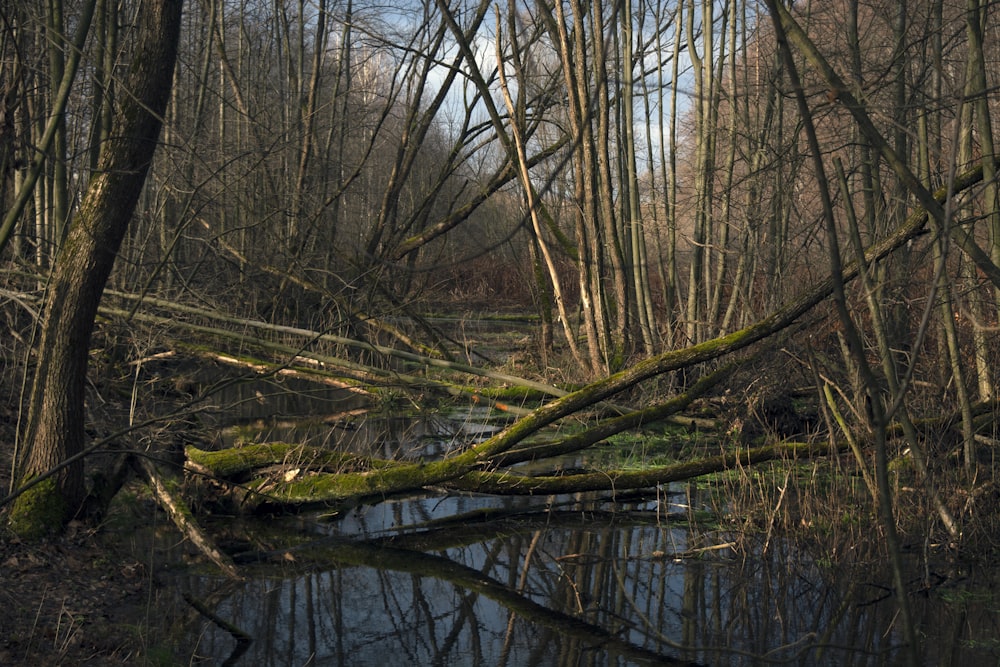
[184,441,378,480]
[146,160,1000,516]
[445,441,849,496]
[183,364,732,511]
[183,437,847,513]
[104,289,568,400]
[134,456,241,579]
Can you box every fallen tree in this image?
[183,362,732,511]
[3,158,992,569]
[186,438,847,513]
[161,161,995,543]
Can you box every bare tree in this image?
[8,0,184,537]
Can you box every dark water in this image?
[164,497,1000,666]
[159,379,1000,666]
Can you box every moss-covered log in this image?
[248,458,468,511]
[184,367,732,511]
[184,437,848,512]
[447,441,850,495]
[185,442,378,480]
[492,363,732,468]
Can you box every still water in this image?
[160,375,1000,666]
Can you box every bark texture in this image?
[9,0,184,537]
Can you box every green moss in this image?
[253,460,428,504]
[187,443,370,479]
[7,477,68,540]
[458,384,549,403]
[887,454,913,473]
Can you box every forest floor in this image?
[0,404,179,666]
[0,522,159,665]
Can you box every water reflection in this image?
[205,372,507,461]
[162,379,999,665]
[165,488,1000,666]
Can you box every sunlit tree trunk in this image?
[684,0,716,345]
[622,0,656,354]
[438,0,588,368]
[493,7,589,371]
[637,0,675,346]
[569,0,608,373]
[536,0,605,375]
[711,0,735,332]
[660,1,684,341]
[722,6,782,332]
[591,0,629,365]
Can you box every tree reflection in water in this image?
[164,490,997,666]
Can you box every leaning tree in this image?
[7,0,185,537]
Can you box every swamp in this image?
[5,0,1000,664]
[3,314,1000,665]
[135,363,1000,667]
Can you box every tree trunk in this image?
[8,0,184,538]
[0,0,96,257]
